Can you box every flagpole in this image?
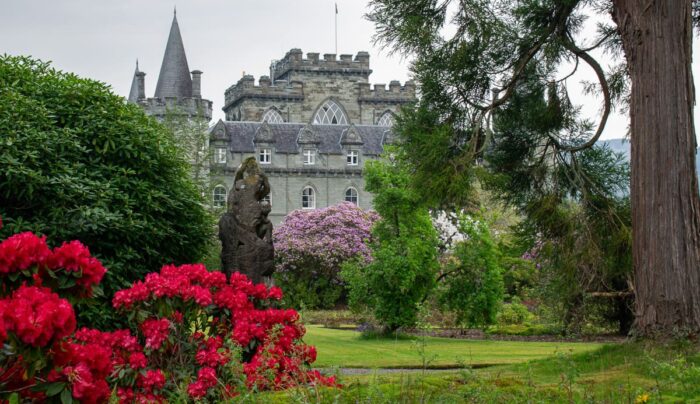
[335,3,338,55]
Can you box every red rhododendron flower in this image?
[46,240,106,293]
[0,232,51,275]
[3,285,76,347]
[138,369,166,392]
[140,318,171,350]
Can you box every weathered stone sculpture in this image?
[218,157,275,284]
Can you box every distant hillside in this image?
[600,138,700,177]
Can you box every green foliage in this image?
[0,56,213,328]
[437,217,504,328]
[496,298,535,326]
[342,157,440,332]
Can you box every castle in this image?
[129,12,415,225]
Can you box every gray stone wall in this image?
[222,50,415,125]
[208,142,374,226]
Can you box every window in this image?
[259,148,271,164]
[377,111,395,127]
[262,108,284,123]
[214,147,227,164]
[303,149,315,165]
[302,186,315,209]
[261,194,271,205]
[347,150,359,166]
[313,99,348,125]
[213,186,227,208]
[345,187,358,205]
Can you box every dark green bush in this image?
[0,55,212,328]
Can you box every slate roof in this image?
[127,61,140,104]
[154,12,193,99]
[213,122,391,156]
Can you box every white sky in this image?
[1,0,698,141]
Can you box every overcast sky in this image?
[2,1,699,141]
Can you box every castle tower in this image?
[154,11,193,99]
[127,10,212,121]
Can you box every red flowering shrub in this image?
[0,217,337,403]
[112,263,337,400]
[0,219,111,402]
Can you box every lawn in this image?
[249,340,700,403]
[303,325,604,368]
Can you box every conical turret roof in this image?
[154,11,192,99]
[127,60,140,104]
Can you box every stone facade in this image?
[211,48,414,225]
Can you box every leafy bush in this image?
[496,298,534,326]
[0,219,336,402]
[273,202,378,309]
[437,217,504,329]
[0,56,212,328]
[343,158,440,332]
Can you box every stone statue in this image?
[218,157,275,284]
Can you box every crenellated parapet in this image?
[358,80,416,104]
[139,96,213,121]
[224,75,304,111]
[271,49,372,80]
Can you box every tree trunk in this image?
[612,0,700,335]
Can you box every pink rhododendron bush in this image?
[273,202,379,309]
[0,218,336,403]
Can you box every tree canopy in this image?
[0,55,213,328]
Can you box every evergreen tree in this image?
[367,0,699,335]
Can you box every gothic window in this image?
[213,185,227,208]
[347,150,359,166]
[259,148,271,164]
[303,149,315,165]
[302,186,316,209]
[262,108,284,124]
[313,99,348,125]
[377,111,395,127]
[214,147,227,164]
[345,187,358,205]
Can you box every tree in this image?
[342,157,440,331]
[0,56,213,329]
[161,108,212,192]
[367,0,700,336]
[272,202,379,309]
[437,216,504,329]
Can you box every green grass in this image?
[303,325,603,368]
[243,340,700,403]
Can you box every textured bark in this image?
[612,0,700,335]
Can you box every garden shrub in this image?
[0,55,212,329]
[0,219,336,403]
[274,202,378,309]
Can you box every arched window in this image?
[262,108,284,123]
[345,187,358,205]
[377,111,395,127]
[302,186,316,209]
[213,185,227,208]
[313,99,348,125]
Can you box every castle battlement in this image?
[271,49,372,80]
[224,75,304,110]
[140,96,213,120]
[358,80,416,104]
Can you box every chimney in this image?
[136,72,146,100]
[191,70,202,98]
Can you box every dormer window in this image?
[377,111,395,127]
[214,147,227,164]
[347,150,359,166]
[259,148,271,164]
[313,99,348,125]
[303,149,315,165]
[262,108,284,123]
